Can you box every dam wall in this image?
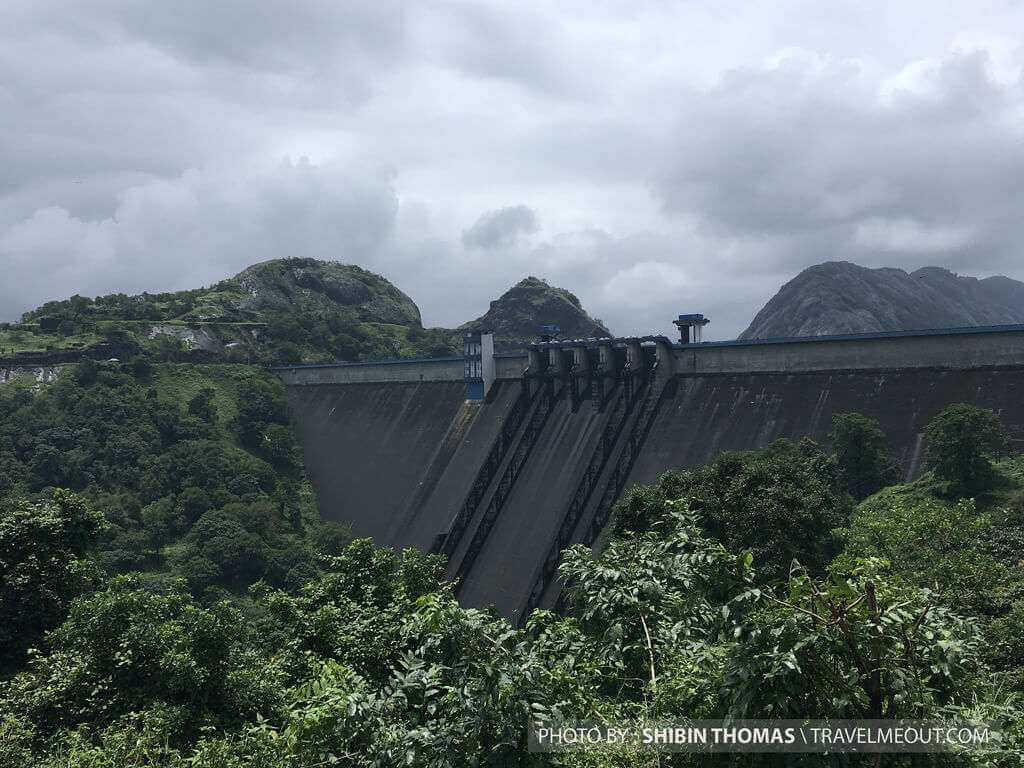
[275,353,529,386]
[278,323,1024,621]
[285,380,468,542]
[276,357,464,385]
[627,367,1024,491]
[670,324,1024,375]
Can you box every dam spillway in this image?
[277,324,1024,623]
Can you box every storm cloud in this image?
[2,1,1024,339]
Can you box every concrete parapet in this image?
[273,357,464,385]
[672,327,1024,374]
[496,353,529,380]
[654,338,674,383]
[273,326,1024,388]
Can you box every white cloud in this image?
[854,217,973,253]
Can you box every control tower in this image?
[673,313,710,344]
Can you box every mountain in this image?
[228,259,421,326]
[460,276,612,350]
[7,259,455,364]
[741,261,1024,339]
[1,261,609,364]
[22,258,421,328]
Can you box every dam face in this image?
[277,324,1024,623]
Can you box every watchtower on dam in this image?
[276,320,1024,624]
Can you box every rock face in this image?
[0,366,62,387]
[741,262,1024,339]
[460,276,611,350]
[228,259,421,326]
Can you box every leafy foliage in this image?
[2,403,1022,766]
[4,576,281,739]
[561,504,751,701]
[724,558,981,719]
[0,361,346,602]
[829,411,900,499]
[615,439,853,581]
[0,491,104,674]
[925,403,1007,496]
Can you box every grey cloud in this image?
[4,1,1024,341]
[0,159,398,320]
[8,0,409,73]
[462,205,539,250]
[656,49,1024,278]
[422,1,589,97]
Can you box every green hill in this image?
[0,262,612,364]
[3,259,458,364]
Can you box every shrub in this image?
[925,404,1007,496]
[829,411,899,499]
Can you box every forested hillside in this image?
[2,367,1022,764]
[0,259,458,365]
[0,359,351,678]
[0,260,611,365]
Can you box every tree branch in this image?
[639,613,657,691]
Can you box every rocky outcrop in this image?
[147,324,223,352]
[460,277,611,350]
[231,259,421,326]
[741,262,1024,339]
[1,366,63,387]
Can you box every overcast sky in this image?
[2,1,1023,339]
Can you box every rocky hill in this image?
[1,262,609,364]
[226,260,421,326]
[460,276,611,350]
[741,261,1024,339]
[5,259,453,364]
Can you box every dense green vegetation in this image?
[0,258,459,364]
[828,411,901,499]
[0,360,349,642]
[1,395,1022,765]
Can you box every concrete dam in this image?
[276,322,1024,623]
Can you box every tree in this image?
[130,355,153,381]
[925,403,1007,495]
[260,539,447,687]
[263,423,299,471]
[560,503,750,701]
[187,387,218,425]
[829,411,899,499]
[3,575,281,738]
[0,491,104,674]
[837,490,1017,610]
[618,439,853,581]
[234,377,289,449]
[74,359,99,386]
[183,510,266,586]
[724,558,981,719]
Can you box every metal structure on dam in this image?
[275,321,1024,624]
